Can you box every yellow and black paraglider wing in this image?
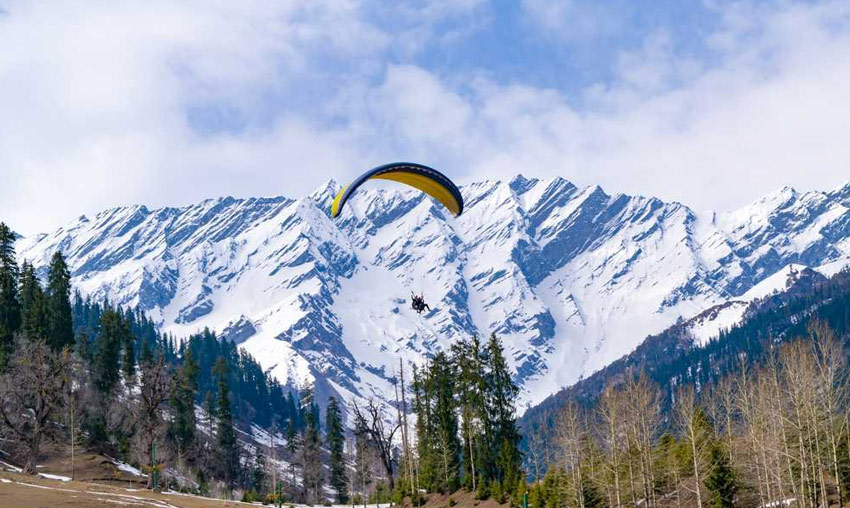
[330,162,464,218]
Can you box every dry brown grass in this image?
[0,469,258,508]
[397,490,510,508]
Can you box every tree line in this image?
[525,319,850,508]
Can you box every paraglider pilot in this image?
[410,292,431,314]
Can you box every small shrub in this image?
[475,481,489,501]
[491,480,504,504]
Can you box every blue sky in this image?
[381,1,717,95]
[1,0,849,233]
[183,0,728,133]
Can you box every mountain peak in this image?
[316,178,342,194]
[309,178,343,213]
[509,174,539,195]
[766,184,798,202]
[829,179,850,204]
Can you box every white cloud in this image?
[1,0,849,235]
[0,0,386,233]
[331,0,850,209]
[520,0,629,42]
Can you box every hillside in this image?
[14,178,850,412]
[520,262,850,466]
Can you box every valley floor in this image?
[0,470,251,508]
[0,452,386,508]
[0,467,513,508]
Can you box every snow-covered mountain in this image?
[14,177,850,411]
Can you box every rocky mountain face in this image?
[518,261,850,464]
[15,177,850,411]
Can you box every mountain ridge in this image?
[14,176,850,411]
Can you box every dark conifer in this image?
[45,252,74,350]
[18,261,47,340]
[249,452,267,499]
[140,339,154,368]
[326,396,348,503]
[483,333,521,493]
[430,351,461,493]
[452,336,486,491]
[412,364,436,490]
[213,356,240,495]
[0,222,21,367]
[121,322,136,386]
[170,348,198,464]
[301,395,324,504]
[93,309,125,394]
[705,442,736,508]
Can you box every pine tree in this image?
[301,393,324,504]
[0,222,21,367]
[213,356,240,496]
[140,339,154,368]
[200,389,216,478]
[452,336,486,491]
[121,312,136,386]
[286,417,299,491]
[483,334,521,495]
[249,452,268,500]
[705,442,736,508]
[75,331,92,370]
[45,252,74,350]
[581,477,605,508]
[286,392,299,431]
[93,309,125,394]
[286,417,298,454]
[170,348,199,465]
[326,396,348,503]
[412,364,437,491]
[203,390,216,434]
[18,262,47,340]
[430,351,461,493]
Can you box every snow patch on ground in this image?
[38,472,71,482]
[0,459,22,472]
[109,457,146,477]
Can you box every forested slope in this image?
[522,267,850,438]
[518,266,850,507]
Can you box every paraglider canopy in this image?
[331,162,464,218]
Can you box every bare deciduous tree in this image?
[133,354,170,489]
[351,398,400,491]
[0,337,70,473]
[599,383,627,508]
[675,386,708,508]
